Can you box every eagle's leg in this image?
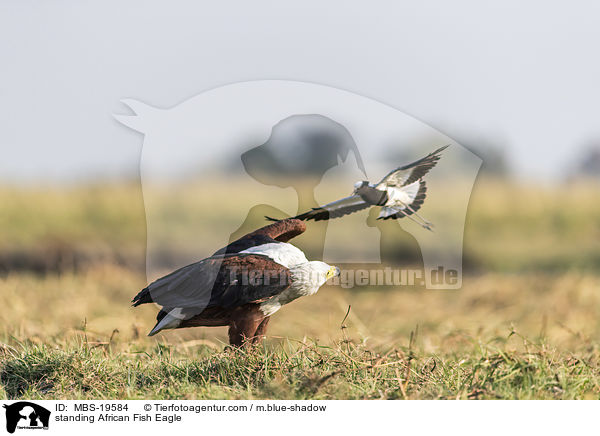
[228,309,267,347]
[251,316,271,344]
[228,320,252,346]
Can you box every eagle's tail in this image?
[131,287,153,307]
[147,308,185,336]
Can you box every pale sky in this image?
[1,1,599,183]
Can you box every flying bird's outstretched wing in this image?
[268,195,370,222]
[377,144,449,188]
[265,147,448,225]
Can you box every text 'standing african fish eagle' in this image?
[267,145,449,231]
[132,219,339,346]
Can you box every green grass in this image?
[2,330,599,400]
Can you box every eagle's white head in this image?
[289,261,339,297]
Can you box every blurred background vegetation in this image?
[2,176,598,275]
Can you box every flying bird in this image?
[267,145,449,231]
[132,219,339,346]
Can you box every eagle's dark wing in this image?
[215,219,306,257]
[377,145,449,188]
[285,195,370,222]
[214,234,277,256]
[132,254,290,310]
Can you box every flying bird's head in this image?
[353,180,369,194]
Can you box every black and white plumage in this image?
[267,145,449,231]
[132,219,339,346]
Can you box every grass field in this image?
[1,179,600,399]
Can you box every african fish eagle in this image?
[267,145,449,231]
[132,219,339,346]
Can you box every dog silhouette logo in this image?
[2,402,50,433]
[114,80,482,289]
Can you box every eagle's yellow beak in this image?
[326,266,340,280]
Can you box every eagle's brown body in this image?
[178,304,271,346]
[132,219,334,346]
